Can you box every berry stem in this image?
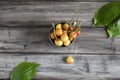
[70,9,78,26]
[52,22,58,39]
[76,19,82,29]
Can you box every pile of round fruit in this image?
[50,22,80,47]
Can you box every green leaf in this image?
[107,18,120,37]
[93,2,120,26]
[10,62,40,80]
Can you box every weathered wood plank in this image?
[24,38,113,54]
[27,54,120,79]
[0,0,118,2]
[0,27,108,41]
[0,28,115,54]
[2,78,120,80]
[0,53,120,79]
[0,30,10,41]
[0,42,24,52]
[0,2,107,27]
[114,37,120,54]
[35,78,120,80]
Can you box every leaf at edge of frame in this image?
[93,2,120,26]
[107,17,120,37]
[10,62,40,80]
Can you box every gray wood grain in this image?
[0,0,118,2]
[0,1,120,80]
[0,53,120,79]
[2,78,120,80]
[0,2,107,27]
[0,27,116,54]
[114,37,120,54]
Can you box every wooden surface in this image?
[0,1,120,80]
